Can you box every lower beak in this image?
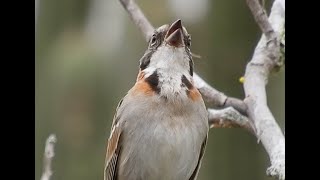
[165,19,184,47]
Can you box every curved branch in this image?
[244,0,285,179]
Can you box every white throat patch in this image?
[143,45,192,100]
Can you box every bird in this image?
[104,19,209,180]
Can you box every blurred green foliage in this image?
[35,0,284,179]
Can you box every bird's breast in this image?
[117,95,208,180]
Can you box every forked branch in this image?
[244,0,285,179]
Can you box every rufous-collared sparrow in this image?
[104,19,209,180]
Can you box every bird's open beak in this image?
[165,19,184,47]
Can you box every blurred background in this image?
[35,0,284,179]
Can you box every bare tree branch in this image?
[193,74,247,115]
[40,134,57,180]
[208,107,254,134]
[244,0,285,179]
[119,0,154,41]
[246,0,276,41]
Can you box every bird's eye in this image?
[150,34,157,46]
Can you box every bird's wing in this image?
[104,98,124,180]
[189,135,208,180]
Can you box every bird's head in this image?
[139,19,193,77]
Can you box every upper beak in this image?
[165,19,184,47]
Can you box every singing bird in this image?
[104,19,209,180]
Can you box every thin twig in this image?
[119,0,154,41]
[40,134,57,180]
[208,107,254,134]
[193,74,247,115]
